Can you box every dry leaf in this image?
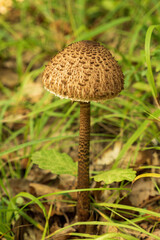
[95,141,122,170]
[29,183,75,216]
[7,178,30,196]
[129,179,158,206]
[29,182,62,201]
[94,141,152,171]
[26,166,57,183]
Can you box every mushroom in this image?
[42,40,124,232]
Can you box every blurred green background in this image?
[0,0,160,239]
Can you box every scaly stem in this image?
[77,102,90,232]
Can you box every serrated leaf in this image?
[31,150,77,175]
[93,168,136,184]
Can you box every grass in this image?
[0,0,160,239]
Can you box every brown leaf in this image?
[129,179,158,207]
[96,141,122,167]
[94,141,153,171]
[7,178,30,196]
[26,166,57,183]
[29,183,62,201]
[29,183,75,216]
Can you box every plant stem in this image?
[77,102,90,232]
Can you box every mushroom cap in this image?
[43,41,124,102]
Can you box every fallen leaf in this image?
[29,182,62,201]
[129,179,158,207]
[96,141,122,166]
[94,141,152,171]
[29,183,75,216]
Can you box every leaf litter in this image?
[1,139,160,239]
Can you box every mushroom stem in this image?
[77,102,90,232]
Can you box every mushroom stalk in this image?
[77,102,90,232]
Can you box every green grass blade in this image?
[94,233,138,240]
[13,192,47,219]
[95,202,160,219]
[113,108,160,168]
[145,25,160,99]
[76,17,130,41]
[113,119,149,168]
[46,220,160,240]
[41,204,52,240]
[0,134,78,157]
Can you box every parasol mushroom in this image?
[42,40,124,232]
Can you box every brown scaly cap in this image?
[43,40,124,102]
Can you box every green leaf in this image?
[31,150,77,175]
[93,168,136,184]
